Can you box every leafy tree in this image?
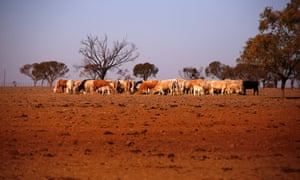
[20,61,69,87]
[222,65,236,80]
[237,0,300,97]
[133,62,159,80]
[180,67,204,79]
[205,61,228,79]
[20,64,40,86]
[79,34,139,80]
[292,62,300,88]
[233,63,265,81]
[40,61,69,87]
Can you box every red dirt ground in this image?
[0,87,299,179]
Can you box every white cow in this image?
[66,80,74,94]
[207,80,227,95]
[225,79,243,94]
[96,86,112,95]
[77,80,95,94]
[193,85,204,96]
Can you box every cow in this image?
[116,79,135,94]
[176,78,185,95]
[152,79,179,95]
[136,80,158,94]
[107,80,121,93]
[207,80,227,95]
[193,85,204,96]
[72,80,82,93]
[53,79,67,93]
[134,80,143,93]
[128,80,136,94]
[66,80,74,94]
[93,80,114,93]
[181,80,192,94]
[96,86,112,95]
[77,79,94,94]
[225,79,243,94]
[242,80,259,95]
[190,79,210,95]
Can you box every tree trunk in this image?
[143,75,148,81]
[274,79,278,88]
[281,78,287,98]
[291,79,294,89]
[99,69,107,80]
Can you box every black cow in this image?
[77,79,92,93]
[242,81,259,95]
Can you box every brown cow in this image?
[136,80,158,94]
[207,80,227,95]
[116,80,135,94]
[53,79,67,93]
[152,79,178,95]
[93,80,115,94]
[189,79,209,95]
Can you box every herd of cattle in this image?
[53,79,259,96]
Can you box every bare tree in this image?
[116,68,132,80]
[79,34,139,80]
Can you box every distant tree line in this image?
[20,0,299,98]
[239,0,299,97]
[180,0,300,98]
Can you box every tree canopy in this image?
[78,34,139,79]
[180,67,204,79]
[20,61,69,87]
[205,61,229,80]
[237,0,300,97]
[133,62,159,80]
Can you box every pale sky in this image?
[0,0,289,85]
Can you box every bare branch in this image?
[78,34,139,79]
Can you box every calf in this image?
[96,86,112,95]
[193,85,204,96]
[93,80,114,93]
[190,79,209,95]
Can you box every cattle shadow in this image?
[269,96,300,100]
[285,96,300,100]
